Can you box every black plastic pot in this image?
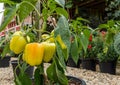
[67,75,86,85]
[99,60,117,75]
[0,56,11,67]
[67,57,81,68]
[81,58,96,71]
[31,75,86,85]
[11,60,34,78]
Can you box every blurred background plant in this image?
[105,0,120,20]
[95,20,120,62]
[69,17,93,65]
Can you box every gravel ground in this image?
[0,65,14,85]
[66,67,120,85]
[0,63,120,85]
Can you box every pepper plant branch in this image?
[14,54,22,77]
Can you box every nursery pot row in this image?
[67,57,117,75]
[67,57,96,71]
[81,59,117,75]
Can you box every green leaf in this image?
[15,64,32,85]
[60,29,71,60]
[65,1,73,8]
[54,16,71,61]
[56,42,66,68]
[70,35,79,64]
[56,70,68,85]
[15,73,32,85]
[22,0,37,3]
[27,32,36,42]
[48,0,56,11]
[46,62,56,81]
[47,58,68,85]
[0,38,6,47]
[55,0,65,8]
[55,15,71,52]
[77,17,90,23]
[0,0,15,4]
[14,76,22,85]
[107,20,115,27]
[54,60,68,85]
[83,29,91,40]
[114,37,120,55]
[42,8,49,20]
[0,5,17,32]
[56,15,69,29]
[106,32,114,45]
[18,1,36,22]
[1,43,11,58]
[56,7,68,19]
[20,62,28,75]
[98,24,109,29]
[34,65,44,85]
[9,0,22,3]
[79,32,89,54]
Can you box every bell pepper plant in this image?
[0,0,72,85]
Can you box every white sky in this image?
[0,3,4,26]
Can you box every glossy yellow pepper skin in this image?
[56,35,66,49]
[42,42,56,62]
[50,30,66,49]
[10,31,27,54]
[23,43,44,66]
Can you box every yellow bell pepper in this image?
[42,42,56,62]
[13,31,22,35]
[10,31,27,54]
[56,35,67,49]
[47,37,54,43]
[51,30,66,49]
[46,30,55,43]
[23,43,44,66]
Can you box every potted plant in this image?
[96,20,120,75]
[0,0,86,85]
[97,43,119,75]
[66,34,81,68]
[67,17,93,69]
[79,33,99,71]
